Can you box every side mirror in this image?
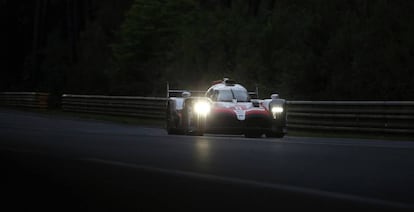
[271,94,279,100]
[182,91,191,98]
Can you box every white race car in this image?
[166,78,286,138]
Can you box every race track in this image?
[1,109,413,211]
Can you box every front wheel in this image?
[183,108,205,136]
[244,131,263,138]
[265,131,284,138]
[265,123,285,138]
[166,115,183,135]
[186,129,204,136]
[266,127,285,138]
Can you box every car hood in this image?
[213,102,254,110]
[212,102,268,120]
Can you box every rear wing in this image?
[167,83,205,98]
[167,83,259,99]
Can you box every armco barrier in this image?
[61,94,414,135]
[0,92,49,110]
[286,101,414,135]
[62,94,167,119]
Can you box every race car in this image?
[166,78,287,138]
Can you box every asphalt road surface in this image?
[1,108,414,211]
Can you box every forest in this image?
[2,0,414,100]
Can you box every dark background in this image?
[2,0,414,100]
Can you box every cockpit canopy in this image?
[206,84,251,102]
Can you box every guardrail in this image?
[286,101,414,135]
[62,94,167,119]
[3,92,412,136]
[58,94,414,136]
[0,92,49,110]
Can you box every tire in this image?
[182,108,204,136]
[167,126,183,135]
[166,120,179,135]
[184,117,205,136]
[266,125,285,138]
[166,110,183,135]
[266,128,285,138]
[244,132,263,138]
[265,132,284,138]
[186,130,204,136]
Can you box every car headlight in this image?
[271,106,284,113]
[194,101,211,116]
[271,106,283,119]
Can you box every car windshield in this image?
[217,89,250,102]
[233,89,250,102]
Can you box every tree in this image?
[111,0,197,95]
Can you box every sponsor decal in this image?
[234,107,246,120]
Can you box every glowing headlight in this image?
[194,101,211,116]
[271,106,284,113]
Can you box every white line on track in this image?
[81,157,414,210]
[199,134,414,149]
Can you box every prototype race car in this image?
[166,78,287,138]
